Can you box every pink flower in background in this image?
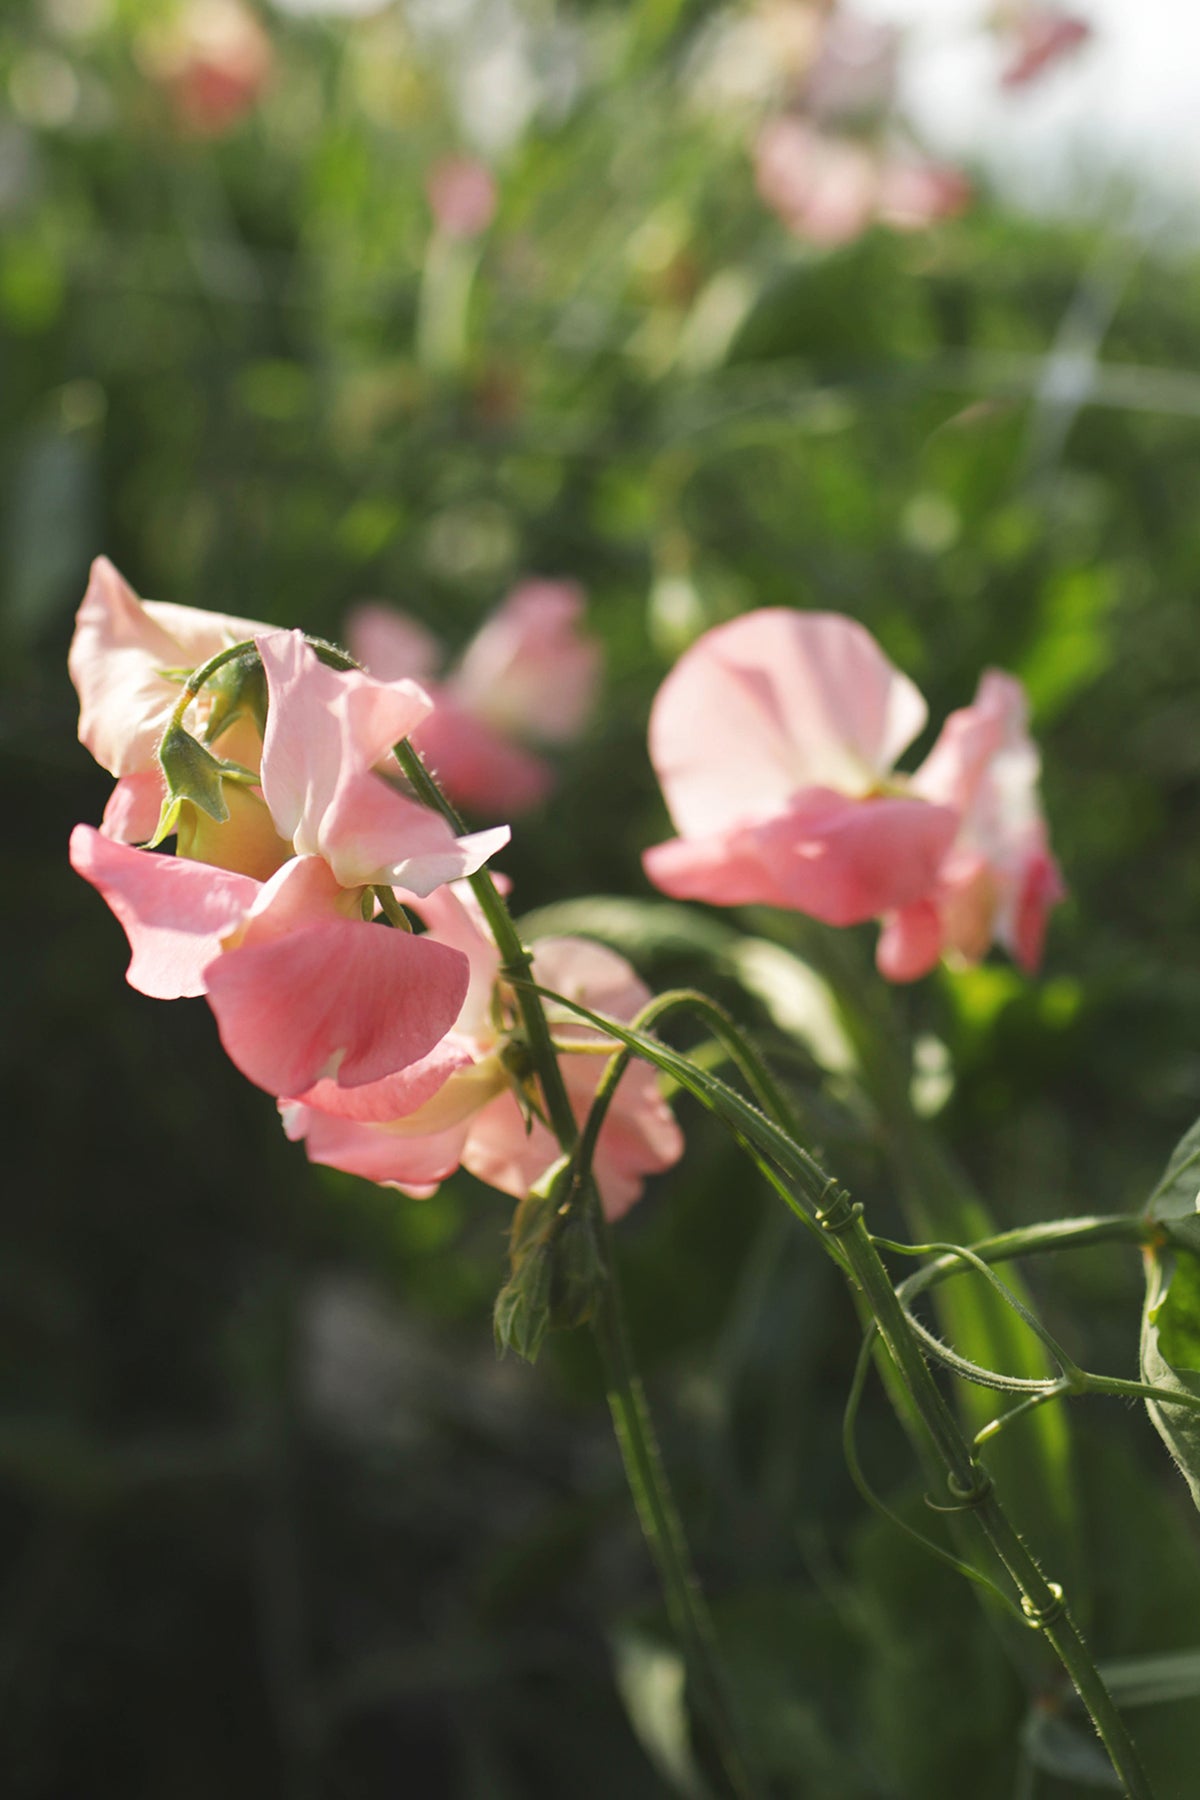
[876,671,1065,981]
[69,564,511,1100]
[876,155,972,233]
[140,0,274,138]
[754,118,879,247]
[426,157,498,240]
[348,580,601,815]
[754,117,970,246]
[996,7,1092,89]
[803,11,900,124]
[644,609,1062,981]
[284,885,683,1218]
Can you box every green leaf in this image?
[1141,1247,1200,1511]
[1144,1115,1200,1255]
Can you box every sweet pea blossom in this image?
[348,580,600,815]
[283,884,683,1219]
[138,0,274,138]
[69,560,510,1100]
[643,609,1062,981]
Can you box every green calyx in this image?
[493,1156,608,1363]
[150,718,258,848]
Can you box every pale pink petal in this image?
[229,853,361,948]
[100,771,165,844]
[754,119,879,247]
[69,823,259,998]
[411,700,553,816]
[1004,832,1066,973]
[257,630,508,891]
[69,557,266,778]
[649,609,929,839]
[289,1038,477,1125]
[257,629,432,847]
[1000,10,1091,88]
[876,898,943,983]
[560,1051,683,1222]
[346,604,444,684]
[283,1103,470,1197]
[402,882,501,1039]
[532,934,652,1034]
[203,919,469,1096]
[876,157,971,232]
[449,580,600,745]
[646,789,959,926]
[461,1092,559,1206]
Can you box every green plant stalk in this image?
[532,986,1154,1798]
[827,1197,1155,1800]
[780,920,1077,1565]
[392,741,759,1800]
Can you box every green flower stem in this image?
[531,984,1154,1799]
[828,1199,1155,1800]
[778,920,1077,1566]
[392,741,759,1800]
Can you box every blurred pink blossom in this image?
[348,581,601,815]
[996,7,1092,89]
[284,885,683,1217]
[425,157,498,240]
[141,0,273,138]
[755,117,970,246]
[803,11,900,124]
[643,609,1062,982]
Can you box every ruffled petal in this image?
[283,1104,470,1197]
[449,579,600,745]
[69,824,259,998]
[203,918,469,1096]
[69,557,266,778]
[646,789,959,926]
[648,609,929,838]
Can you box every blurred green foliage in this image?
[7,0,1200,1793]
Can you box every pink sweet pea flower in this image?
[284,886,683,1219]
[70,567,512,1101]
[644,610,960,927]
[876,671,1065,981]
[347,580,600,816]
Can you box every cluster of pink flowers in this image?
[68,559,675,1216]
[643,609,1064,983]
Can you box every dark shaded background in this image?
[6,0,1200,1793]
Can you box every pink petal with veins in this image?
[203,918,469,1097]
[69,824,259,998]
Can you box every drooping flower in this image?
[347,579,601,815]
[643,609,1062,981]
[69,561,510,1100]
[283,884,683,1219]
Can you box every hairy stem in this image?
[392,740,759,1799]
